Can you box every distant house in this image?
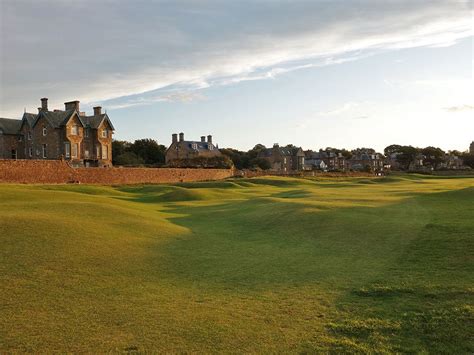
[348,149,385,172]
[441,154,464,170]
[165,132,222,164]
[258,144,305,172]
[305,149,345,171]
[408,153,425,171]
[0,118,22,159]
[0,98,114,167]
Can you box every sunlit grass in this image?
[1,175,473,352]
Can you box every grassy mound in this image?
[1,176,473,352]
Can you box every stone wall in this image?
[0,159,233,184]
[236,169,376,178]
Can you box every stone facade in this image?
[165,133,222,164]
[0,98,114,167]
[259,144,305,172]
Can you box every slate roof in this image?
[22,112,38,127]
[37,110,76,128]
[261,146,300,157]
[26,110,115,130]
[178,140,216,151]
[82,114,115,130]
[0,117,22,135]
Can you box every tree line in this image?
[112,139,167,166]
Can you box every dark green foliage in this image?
[114,151,144,166]
[220,144,268,170]
[462,153,474,168]
[112,138,166,166]
[422,146,445,169]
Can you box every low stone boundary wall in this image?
[236,169,375,178]
[0,159,233,185]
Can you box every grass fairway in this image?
[1,175,473,353]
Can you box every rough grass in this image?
[0,175,473,353]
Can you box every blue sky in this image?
[1,0,472,152]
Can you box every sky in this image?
[1,0,473,152]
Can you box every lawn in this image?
[0,175,473,353]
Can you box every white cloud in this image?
[443,104,474,112]
[0,0,472,116]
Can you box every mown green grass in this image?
[0,175,473,353]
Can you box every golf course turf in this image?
[1,175,473,352]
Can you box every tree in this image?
[114,151,144,166]
[396,146,419,170]
[130,139,166,165]
[462,153,474,168]
[421,146,445,170]
[384,144,403,157]
[254,158,271,170]
[112,140,132,165]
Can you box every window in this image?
[71,143,78,158]
[42,126,47,136]
[42,144,47,158]
[84,128,89,138]
[29,147,33,157]
[96,145,101,158]
[84,149,90,159]
[11,150,17,159]
[28,131,32,140]
[101,129,108,138]
[71,125,79,135]
[18,135,23,142]
[64,142,71,158]
[191,143,198,150]
[102,145,108,159]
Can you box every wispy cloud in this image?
[0,0,472,115]
[443,104,474,112]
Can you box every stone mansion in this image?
[0,98,114,167]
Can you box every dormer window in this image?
[192,143,198,150]
[42,126,47,136]
[71,125,79,135]
[28,131,32,140]
[101,129,108,138]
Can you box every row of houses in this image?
[254,145,470,173]
[1,97,472,172]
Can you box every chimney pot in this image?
[207,135,212,144]
[201,136,206,142]
[93,106,102,115]
[179,132,184,142]
[40,98,48,111]
[172,133,178,143]
[64,100,80,111]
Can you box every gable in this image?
[65,112,84,128]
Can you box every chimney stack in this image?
[172,133,178,143]
[40,98,48,111]
[93,106,102,115]
[207,135,212,144]
[64,100,80,111]
[179,132,184,142]
[201,136,206,142]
